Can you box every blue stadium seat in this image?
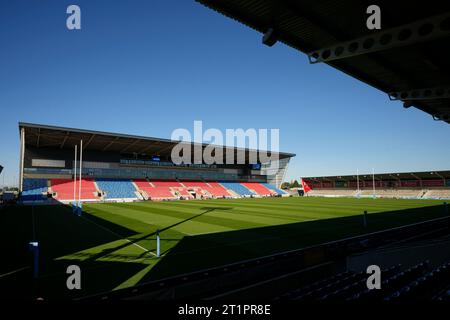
[95,179,137,199]
[220,182,255,196]
[262,183,287,195]
[21,179,48,201]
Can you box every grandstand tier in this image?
[20,178,285,203]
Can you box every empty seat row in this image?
[346,262,429,301]
[276,265,404,301]
[384,261,450,301]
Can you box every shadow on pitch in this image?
[0,204,147,300]
[77,206,234,263]
[136,203,448,283]
[3,201,447,299]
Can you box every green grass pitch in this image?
[0,197,447,299]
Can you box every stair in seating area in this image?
[135,179,176,200]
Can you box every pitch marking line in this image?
[0,266,30,279]
[79,214,157,257]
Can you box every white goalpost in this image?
[78,139,83,214]
[73,144,77,210]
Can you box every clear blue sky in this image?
[1,0,449,187]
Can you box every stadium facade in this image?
[18,123,295,203]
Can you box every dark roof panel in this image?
[19,122,295,160]
[197,0,450,123]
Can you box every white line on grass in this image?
[0,266,30,279]
[78,214,157,257]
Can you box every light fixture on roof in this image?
[403,101,414,109]
[262,28,277,47]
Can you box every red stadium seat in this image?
[240,182,275,196]
[134,179,176,200]
[51,178,98,201]
[182,180,232,198]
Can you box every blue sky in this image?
[0,0,449,186]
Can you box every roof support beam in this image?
[156,143,177,155]
[40,142,63,148]
[434,172,445,180]
[102,137,119,151]
[140,143,160,154]
[307,12,450,64]
[36,128,41,148]
[83,134,96,149]
[121,139,141,153]
[60,132,70,149]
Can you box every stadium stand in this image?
[181,180,213,198]
[19,178,287,203]
[172,187,195,199]
[18,123,294,204]
[219,181,256,197]
[50,178,99,201]
[134,179,176,200]
[301,171,450,199]
[95,179,139,200]
[262,183,287,195]
[206,181,233,197]
[21,178,48,201]
[151,180,183,188]
[181,180,231,198]
[241,182,274,196]
[423,189,450,199]
[359,189,425,198]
